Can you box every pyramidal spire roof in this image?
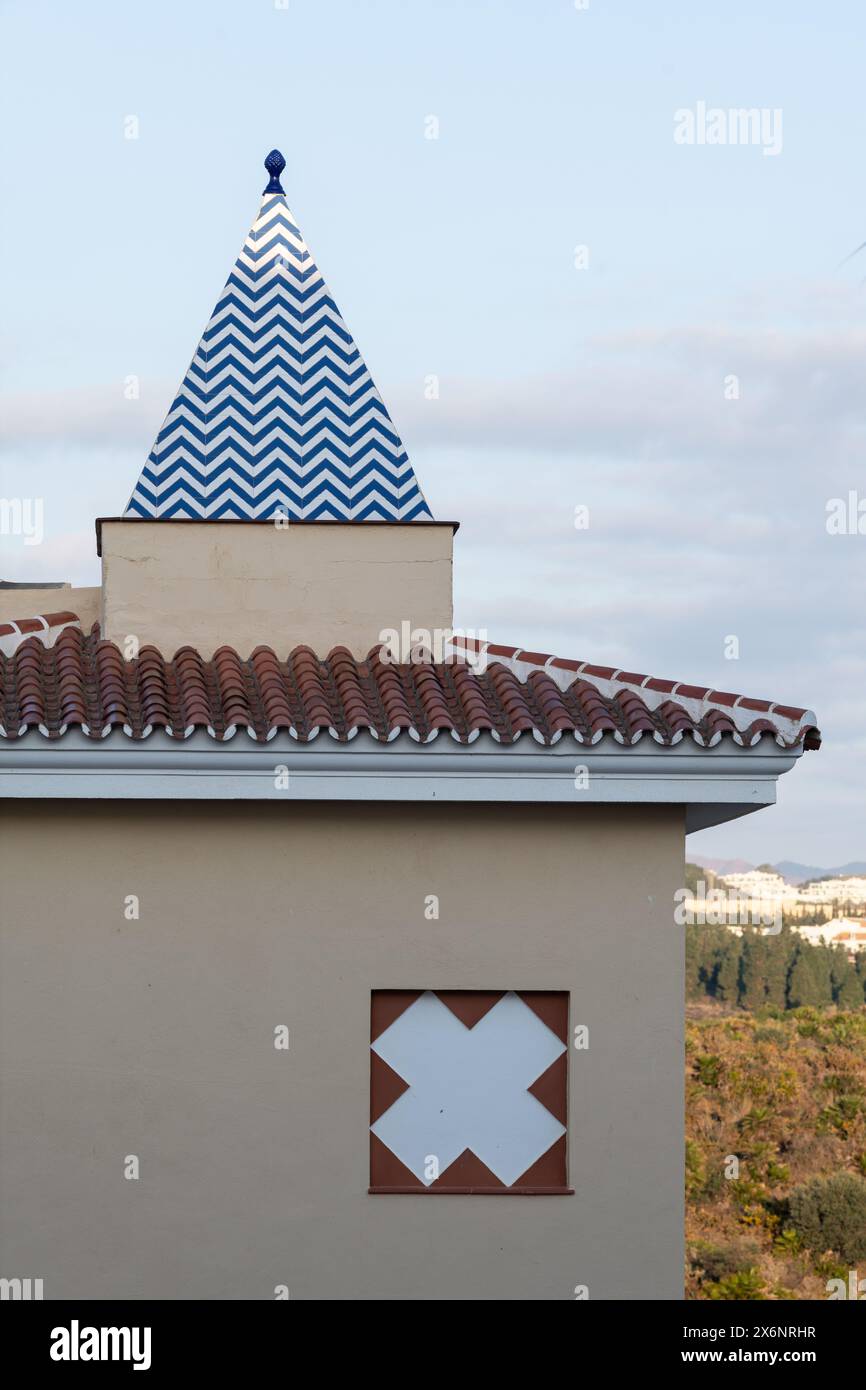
[125,150,432,521]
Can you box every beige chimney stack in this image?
[99,519,455,659]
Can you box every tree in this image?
[715,941,741,1006]
[684,862,703,895]
[830,946,849,996]
[740,932,768,1011]
[787,946,823,1008]
[764,928,794,1009]
[827,945,863,1009]
[788,1173,866,1262]
[683,924,860,1012]
[812,945,835,1005]
[836,969,864,1009]
[685,923,703,1000]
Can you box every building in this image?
[720,870,800,901]
[0,151,822,1301]
[795,918,866,955]
[796,878,866,909]
[682,870,866,931]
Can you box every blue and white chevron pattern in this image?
[125,193,432,520]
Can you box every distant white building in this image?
[797,878,866,907]
[722,870,800,902]
[709,871,866,917]
[795,917,866,953]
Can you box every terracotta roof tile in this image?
[0,626,821,750]
[0,610,80,659]
[448,637,821,751]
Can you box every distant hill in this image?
[692,855,866,885]
[691,856,754,876]
[775,860,866,884]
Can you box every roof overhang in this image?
[0,728,802,832]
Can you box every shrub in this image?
[754,1025,787,1045]
[814,1255,848,1282]
[730,1176,768,1209]
[700,1167,725,1200]
[706,1268,765,1300]
[787,1172,866,1262]
[695,1054,724,1087]
[692,1241,759,1282]
[765,1159,790,1185]
[685,1140,705,1197]
[739,1106,772,1134]
[816,1098,861,1137]
[822,1073,863,1097]
[773,1227,801,1255]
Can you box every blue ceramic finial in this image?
[263,149,286,194]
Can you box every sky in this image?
[1,0,864,864]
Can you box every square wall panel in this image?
[370,990,569,1193]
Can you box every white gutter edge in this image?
[0,729,801,831]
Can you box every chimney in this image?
[101,149,454,658]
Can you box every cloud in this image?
[396,319,866,485]
[0,384,167,450]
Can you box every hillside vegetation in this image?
[686,1005,866,1300]
[687,923,866,1010]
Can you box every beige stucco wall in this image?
[100,521,454,658]
[0,586,101,631]
[0,801,685,1301]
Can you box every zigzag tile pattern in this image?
[0,626,820,748]
[125,192,431,520]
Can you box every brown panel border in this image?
[369,1133,425,1189]
[513,1133,568,1188]
[527,1053,568,1125]
[433,990,504,1029]
[370,1053,411,1125]
[430,1148,505,1190]
[369,1186,574,1195]
[517,990,569,1044]
[370,990,422,1043]
[369,989,570,1195]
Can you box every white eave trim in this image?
[0,728,803,831]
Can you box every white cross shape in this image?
[371,991,566,1186]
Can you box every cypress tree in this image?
[813,945,835,1005]
[764,927,793,1009]
[788,943,833,1008]
[685,925,703,1000]
[740,931,768,1010]
[836,968,864,1010]
[715,940,742,1006]
[787,946,815,1008]
[830,946,850,999]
